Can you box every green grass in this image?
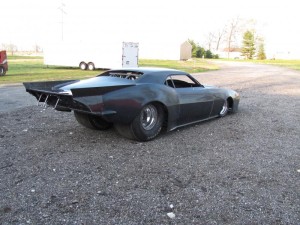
[8,55,42,60]
[0,56,105,85]
[220,58,300,71]
[253,59,300,70]
[2,56,299,85]
[139,58,218,73]
[0,56,219,85]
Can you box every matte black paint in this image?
[23,68,240,132]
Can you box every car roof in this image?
[109,67,186,75]
[101,67,192,84]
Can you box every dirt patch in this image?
[0,61,299,224]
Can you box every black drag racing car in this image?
[24,68,240,141]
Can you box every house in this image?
[216,47,243,59]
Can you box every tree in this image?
[205,50,213,58]
[241,30,256,59]
[33,44,42,53]
[188,39,198,57]
[1,43,18,55]
[215,26,226,51]
[256,38,266,60]
[188,39,219,59]
[205,32,215,50]
[188,39,205,58]
[226,17,240,58]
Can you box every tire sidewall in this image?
[131,103,164,141]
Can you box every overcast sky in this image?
[1,0,300,58]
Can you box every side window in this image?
[165,76,175,88]
[165,75,200,88]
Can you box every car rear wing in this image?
[24,80,77,111]
[23,80,135,113]
[24,80,77,93]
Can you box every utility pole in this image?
[58,1,66,41]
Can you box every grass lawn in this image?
[0,56,219,85]
[2,56,298,86]
[222,58,300,71]
[140,59,218,73]
[0,56,98,85]
[253,59,300,70]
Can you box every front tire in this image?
[0,67,5,76]
[74,111,112,130]
[79,62,87,70]
[115,103,164,141]
[219,99,229,117]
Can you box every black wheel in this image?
[79,62,87,70]
[87,62,95,70]
[74,111,112,130]
[0,67,5,76]
[115,103,164,141]
[219,99,229,117]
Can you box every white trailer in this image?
[44,41,139,70]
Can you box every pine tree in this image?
[241,30,256,59]
[257,43,266,60]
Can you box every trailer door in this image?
[122,42,139,68]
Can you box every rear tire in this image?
[74,111,112,130]
[79,62,87,70]
[114,123,135,140]
[115,103,164,141]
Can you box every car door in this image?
[166,75,214,125]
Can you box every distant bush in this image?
[188,39,218,59]
[213,54,219,59]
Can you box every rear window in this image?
[99,71,143,80]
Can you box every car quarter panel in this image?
[101,83,181,125]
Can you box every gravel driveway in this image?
[0,61,299,224]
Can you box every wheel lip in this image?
[220,100,228,116]
[140,105,158,131]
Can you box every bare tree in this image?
[206,32,215,51]
[215,26,226,51]
[33,44,42,53]
[1,43,18,55]
[226,17,240,58]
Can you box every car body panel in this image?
[24,67,240,133]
